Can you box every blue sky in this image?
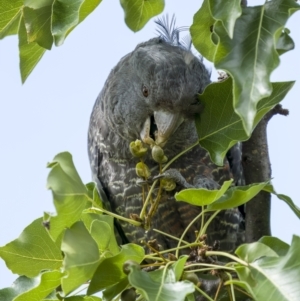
[0,0,299,289]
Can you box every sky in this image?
[0,0,299,289]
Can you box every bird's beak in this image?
[140,111,184,147]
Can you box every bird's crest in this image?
[155,15,192,50]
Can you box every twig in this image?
[91,207,141,227]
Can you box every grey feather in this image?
[155,15,188,48]
[88,18,244,252]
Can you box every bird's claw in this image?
[136,178,152,186]
[153,169,193,189]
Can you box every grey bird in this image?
[88,17,244,253]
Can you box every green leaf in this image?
[236,236,300,301]
[24,0,54,8]
[0,276,39,301]
[208,181,269,210]
[190,0,216,62]
[61,221,100,294]
[127,265,194,301]
[119,0,164,32]
[14,271,63,301]
[276,28,295,55]
[252,82,295,129]
[88,244,144,295]
[62,221,99,268]
[64,297,102,301]
[0,218,62,277]
[86,182,103,208]
[264,184,300,219]
[236,241,278,263]
[209,0,241,38]
[0,0,23,38]
[213,0,300,134]
[102,277,129,301]
[196,78,294,165]
[52,0,102,46]
[172,256,188,281]
[18,16,47,83]
[274,193,300,219]
[185,294,195,301]
[0,12,21,39]
[258,236,289,257]
[222,278,254,299]
[23,3,54,50]
[46,152,91,240]
[90,220,111,252]
[81,212,120,256]
[175,180,233,206]
[43,291,58,300]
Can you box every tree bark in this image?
[242,118,271,242]
[242,105,288,243]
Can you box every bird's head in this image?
[96,17,210,157]
[133,40,210,147]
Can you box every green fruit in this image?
[129,140,148,158]
[151,145,168,163]
[123,260,141,275]
[121,288,137,301]
[161,178,176,191]
[135,162,151,178]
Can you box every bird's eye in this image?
[142,86,149,97]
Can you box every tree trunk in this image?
[242,117,272,242]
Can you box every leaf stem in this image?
[226,272,236,301]
[197,210,221,240]
[162,141,199,172]
[139,141,199,224]
[185,263,235,272]
[200,206,205,235]
[143,255,165,262]
[139,179,159,219]
[156,242,201,255]
[145,181,163,228]
[145,240,167,263]
[225,285,252,298]
[158,261,174,301]
[205,251,248,266]
[175,210,205,258]
[214,280,223,301]
[153,228,189,245]
[194,285,214,301]
[90,207,141,227]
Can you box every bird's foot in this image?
[153,168,220,190]
[153,168,193,189]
